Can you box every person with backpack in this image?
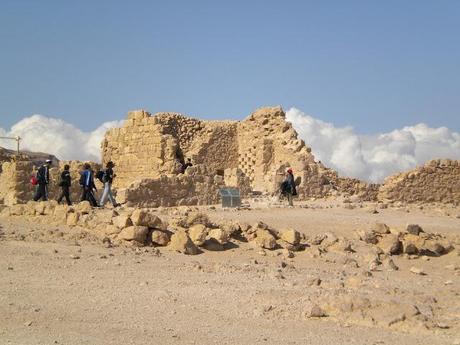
[57,164,72,205]
[281,168,297,207]
[79,163,98,207]
[99,161,120,208]
[33,159,52,201]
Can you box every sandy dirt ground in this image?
[1,200,459,345]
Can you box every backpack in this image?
[95,170,105,183]
[31,176,38,186]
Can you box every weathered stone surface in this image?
[66,212,79,226]
[377,235,402,255]
[207,228,229,245]
[371,222,390,234]
[188,224,208,246]
[130,209,162,228]
[168,229,199,255]
[279,228,300,245]
[378,159,460,204]
[112,215,133,229]
[254,229,277,250]
[406,224,423,235]
[305,304,327,318]
[75,201,92,215]
[117,226,149,243]
[150,230,170,246]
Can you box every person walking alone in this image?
[282,168,297,207]
[33,159,52,201]
[57,164,72,205]
[99,161,120,208]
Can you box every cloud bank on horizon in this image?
[1,109,459,183]
[286,108,460,182]
[0,115,123,163]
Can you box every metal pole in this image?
[0,136,21,154]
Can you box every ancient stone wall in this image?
[102,106,343,202]
[378,159,460,204]
[0,158,34,205]
[119,165,251,208]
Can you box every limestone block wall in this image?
[102,110,180,188]
[378,159,460,204]
[0,158,34,205]
[122,174,224,208]
[237,106,325,196]
[102,106,377,201]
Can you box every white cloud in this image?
[2,110,459,183]
[0,115,123,162]
[286,107,460,182]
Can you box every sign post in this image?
[0,136,21,154]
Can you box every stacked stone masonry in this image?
[102,106,372,205]
[378,159,460,205]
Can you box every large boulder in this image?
[130,209,162,228]
[186,212,210,227]
[117,226,149,243]
[207,228,229,245]
[188,224,208,246]
[168,229,199,255]
[357,229,378,244]
[150,230,170,246]
[112,214,133,229]
[371,222,390,234]
[377,234,402,255]
[254,229,277,250]
[280,228,300,245]
[406,224,423,236]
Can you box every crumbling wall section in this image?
[378,159,460,204]
[0,158,34,205]
[102,110,180,188]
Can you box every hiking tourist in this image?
[57,164,72,205]
[79,163,98,207]
[99,161,120,208]
[281,168,297,207]
[33,159,52,201]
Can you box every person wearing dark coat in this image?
[57,164,72,205]
[33,159,52,201]
[79,163,98,207]
[282,168,297,206]
[99,161,120,208]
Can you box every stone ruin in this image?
[101,106,381,207]
[0,106,459,207]
[379,159,460,204]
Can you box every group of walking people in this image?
[32,157,296,207]
[33,160,120,208]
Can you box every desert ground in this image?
[1,199,459,345]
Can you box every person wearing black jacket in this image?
[79,163,98,207]
[282,168,297,207]
[57,164,72,205]
[99,161,120,208]
[33,159,52,201]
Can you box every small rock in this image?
[306,304,326,318]
[406,224,424,236]
[410,267,426,275]
[70,254,80,260]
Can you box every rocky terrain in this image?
[1,198,459,345]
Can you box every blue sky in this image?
[1,0,459,132]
